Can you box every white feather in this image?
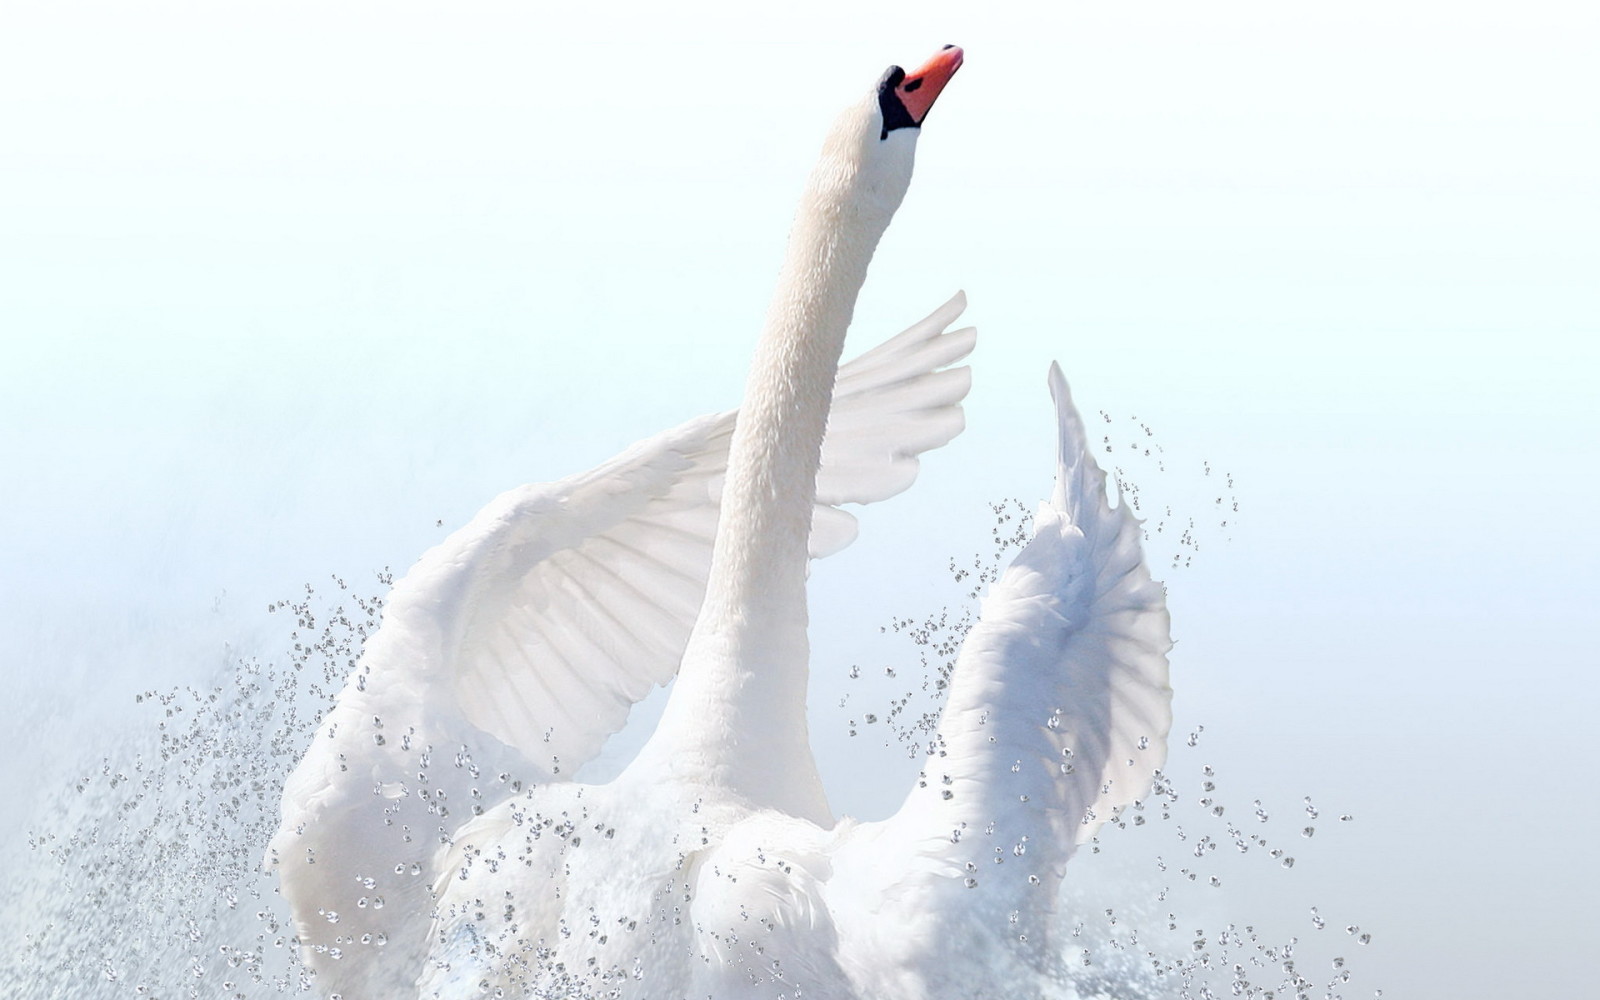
[274,46,1172,1000]
[268,298,975,999]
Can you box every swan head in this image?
[877,44,965,141]
[812,45,963,218]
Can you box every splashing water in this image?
[0,417,1374,999]
[0,577,386,998]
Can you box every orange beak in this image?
[897,45,964,124]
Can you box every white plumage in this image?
[270,46,1171,1000]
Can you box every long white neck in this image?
[641,109,915,825]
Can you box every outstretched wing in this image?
[429,290,976,778]
[942,363,1172,852]
[832,363,1171,985]
[268,295,974,1000]
[814,291,976,548]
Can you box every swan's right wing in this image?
[831,364,1170,980]
[927,364,1173,854]
[268,296,974,999]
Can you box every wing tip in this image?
[1047,362,1090,513]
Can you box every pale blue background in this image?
[2,2,1596,997]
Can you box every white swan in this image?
[271,46,1171,1000]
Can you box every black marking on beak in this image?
[876,65,917,141]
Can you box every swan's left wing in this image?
[268,298,975,1000]
[430,292,976,777]
[812,291,975,553]
[831,364,1170,983]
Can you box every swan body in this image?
[421,365,1167,1000]
[271,46,1171,1000]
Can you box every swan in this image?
[270,45,1171,1000]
